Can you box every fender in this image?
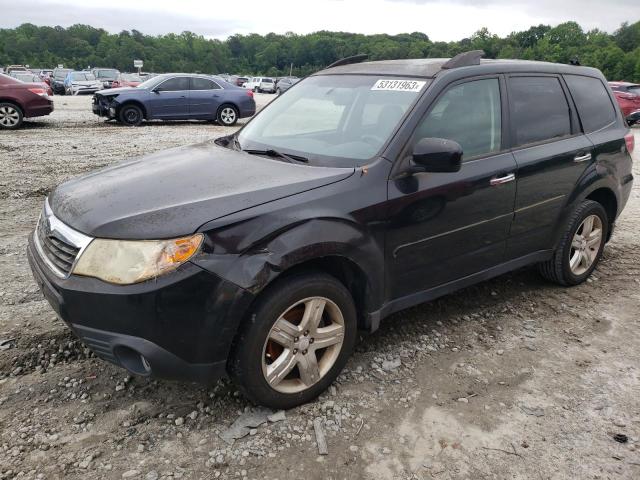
[192,216,384,314]
[549,153,632,249]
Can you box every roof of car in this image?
[317,58,601,79]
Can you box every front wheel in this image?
[228,273,357,409]
[118,104,143,126]
[216,104,238,126]
[538,200,608,286]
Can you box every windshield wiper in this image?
[243,148,308,164]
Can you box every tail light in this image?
[625,132,635,155]
[246,90,254,98]
[28,88,47,96]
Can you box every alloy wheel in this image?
[220,107,236,125]
[0,106,20,127]
[569,214,603,276]
[262,296,345,393]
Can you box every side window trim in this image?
[397,74,505,167]
[506,73,579,151]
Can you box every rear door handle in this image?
[490,173,515,186]
[574,153,592,163]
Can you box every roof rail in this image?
[325,54,368,70]
[441,50,485,69]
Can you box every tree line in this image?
[1,20,639,81]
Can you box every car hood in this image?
[49,141,354,239]
[97,86,142,96]
[71,80,101,86]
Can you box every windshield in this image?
[137,75,168,89]
[15,74,38,82]
[54,70,71,79]
[95,69,119,80]
[72,72,96,81]
[237,75,429,167]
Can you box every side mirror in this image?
[411,138,462,173]
[626,111,639,126]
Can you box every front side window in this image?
[565,75,616,133]
[412,78,502,159]
[155,77,189,92]
[238,75,429,167]
[509,76,571,147]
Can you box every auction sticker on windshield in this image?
[371,79,426,92]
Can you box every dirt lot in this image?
[0,96,639,480]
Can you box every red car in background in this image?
[0,73,54,129]
[111,73,142,89]
[608,81,640,117]
[10,72,54,96]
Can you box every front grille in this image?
[36,216,80,276]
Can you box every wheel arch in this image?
[0,98,23,113]
[585,187,617,241]
[117,99,147,119]
[267,255,373,331]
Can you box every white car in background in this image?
[244,76,276,93]
[64,71,103,96]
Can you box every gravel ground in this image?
[0,96,639,480]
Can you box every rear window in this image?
[509,76,571,147]
[262,78,273,83]
[565,75,616,133]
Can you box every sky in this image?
[0,0,638,41]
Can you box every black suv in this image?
[28,52,634,408]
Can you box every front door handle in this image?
[574,153,592,163]
[490,173,516,186]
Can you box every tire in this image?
[538,200,608,286]
[216,104,239,126]
[0,102,24,130]
[118,104,143,126]
[228,272,357,409]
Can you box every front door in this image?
[386,76,517,301]
[189,77,222,119]
[148,76,190,119]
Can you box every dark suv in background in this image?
[28,52,634,408]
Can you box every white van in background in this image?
[244,77,276,93]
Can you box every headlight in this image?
[72,234,203,285]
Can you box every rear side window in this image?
[191,78,220,90]
[509,76,571,147]
[156,77,189,92]
[565,75,616,133]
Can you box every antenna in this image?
[441,50,485,69]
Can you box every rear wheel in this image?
[538,200,608,286]
[229,273,357,409]
[217,104,238,126]
[0,103,23,129]
[118,104,143,126]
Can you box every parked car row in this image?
[217,73,300,93]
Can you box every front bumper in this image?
[27,234,254,383]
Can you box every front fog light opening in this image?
[114,346,152,376]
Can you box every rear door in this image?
[147,76,190,119]
[189,77,222,119]
[505,75,593,259]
